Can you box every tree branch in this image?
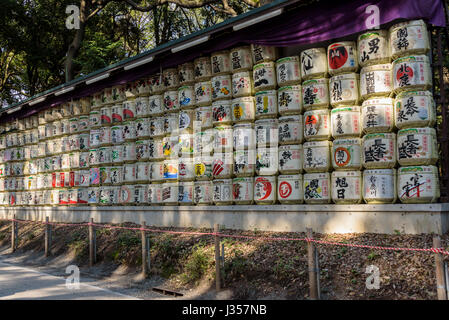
[123,0,221,11]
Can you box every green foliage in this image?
[181,245,212,284]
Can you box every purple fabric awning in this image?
[3,0,446,122]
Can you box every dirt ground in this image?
[0,220,447,300]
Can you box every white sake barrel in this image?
[111,125,124,144]
[255,118,278,147]
[179,110,195,133]
[362,133,397,168]
[135,118,150,139]
[253,62,276,92]
[331,106,362,138]
[163,90,179,113]
[163,113,179,136]
[150,75,164,95]
[330,73,360,107]
[231,97,255,123]
[119,185,134,205]
[194,106,213,130]
[133,184,148,205]
[69,152,80,169]
[148,95,163,116]
[211,50,231,75]
[69,134,80,151]
[100,106,112,126]
[389,19,430,59]
[397,127,438,166]
[135,162,149,183]
[89,110,101,128]
[179,133,194,157]
[230,46,253,72]
[79,152,89,168]
[213,125,233,153]
[398,165,439,203]
[111,85,126,104]
[233,123,256,150]
[98,146,112,164]
[78,170,90,187]
[123,121,136,141]
[107,166,122,185]
[279,144,303,174]
[178,86,195,110]
[178,181,194,205]
[99,126,111,146]
[178,62,195,85]
[78,116,89,133]
[232,71,254,98]
[194,180,213,205]
[303,109,331,141]
[123,162,137,184]
[331,170,362,204]
[88,148,100,166]
[303,140,331,173]
[255,90,277,119]
[361,97,395,133]
[89,167,100,187]
[111,144,124,164]
[278,174,303,204]
[256,147,278,176]
[149,117,164,137]
[392,55,432,93]
[148,138,164,161]
[276,56,301,87]
[92,92,103,108]
[111,104,123,123]
[232,177,254,204]
[37,125,45,141]
[194,81,213,104]
[212,152,233,179]
[88,187,99,205]
[146,183,160,204]
[213,179,233,205]
[395,91,436,129]
[304,172,331,204]
[194,156,213,180]
[178,157,195,181]
[67,188,78,205]
[360,64,393,99]
[193,130,214,156]
[150,161,164,182]
[194,57,212,81]
[52,121,62,137]
[302,78,329,110]
[251,44,277,64]
[163,159,178,180]
[125,82,138,100]
[135,96,149,118]
[162,135,178,158]
[363,169,397,203]
[358,30,391,67]
[212,100,232,125]
[162,68,179,90]
[300,48,328,80]
[77,187,89,204]
[278,115,303,145]
[327,41,358,75]
[211,75,232,101]
[332,138,362,170]
[122,141,136,162]
[234,149,256,177]
[135,140,149,161]
[254,176,276,204]
[278,85,302,115]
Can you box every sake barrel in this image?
[78,170,90,187]
[38,125,46,141]
[179,110,195,133]
[212,152,233,179]
[163,113,179,136]
[363,169,397,204]
[122,141,136,163]
[135,162,149,183]
[99,126,111,146]
[126,82,138,99]
[361,97,395,133]
[303,140,332,173]
[88,148,100,166]
[135,118,150,139]
[111,85,126,104]
[111,144,124,164]
[100,106,112,126]
[394,91,436,129]
[330,106,361,138]
[232,71,254,98]
[278,174,303,204]
[194,180,213,205]
[98,146,112,164]
[331,170,362,204]
[276,56,301,87]
[362,133,397,168]
[329,73,360,107]
[119,185,134,205]
[163,159,178,180]
[150,161,165,182]
[178,157,195,181]
[58,188,69,205]
[256,147,278,176]
[147,183,163,204]
[89,167,100,186]
[150,74,164,95]
[211,50,231,75]
[67,187,79,205]
[179,133,194,157]
[194,57,213,81]
[78,115,89,133]
[122,121,136,142]
[234,149,256,177]
[211,75,232,101]
[69,152,80,169]
[255,90,277,119]
[69,134,80,151]
[398,165,439,203]
[194,106,213,130]
[148,138,164,161]
[163,90,179,113]
[178,62,195,85]
[178,181,194,205]
[89,110,101,128]
[389,19,430,59]
[77,187,89,204]
[358,30,391,67]
[233,123,256,150]
[52,120,62,137]
[92,92,103,109]
[135,140,149,161]
[303,172,331,204]
[302,78,329,110]
[253,62,276,92]
[278,85,302,115]
[213,125,233,153]
[135,96,149,118]
[300,48,328,80]
[213,179,233,205]
[193,129,214,156]
[162,68,179,90]
[194,156,213,180]
[397,127,438,166]
[162,135,178,159]
[231,97,255,123]
[392,55,432,93]
[212,100,232,125]
[123,162,137,184]
[360,64,393,99]
[232,177,254,204]
[279,144,303,174]
[255,118,278,147]
[230,46,253,72]
[149,117,164,138]
[79,152,90,168]
[48,123,57,138]
[253,176,276,204]
[108,166,122,185]
[111,104,123,123]
[148,95,163,116]
[332,138,362,170]
[87,187,99,205]
[327,41,358,75]
[111,125,124,144]
[178,86,195,109]
[303,109,331,141]
[133,184,148,205]
[251,44,277,64]
[278,115,303,145]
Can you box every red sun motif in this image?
[256,177,272,200]
[328,44,348,70]
[396,64,413,82]
[305,115,318,126]
[279,181,292,198]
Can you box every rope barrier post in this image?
[445,261,449,300]
[89,218,96,267]
[214,223,221,292]
[11,214,17,253]
[141,221,149,278]
[306,228,319,300]
[44,216,51,257]
[433,235,447,300]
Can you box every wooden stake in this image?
[433,235,447,300]
[89,218,96,267]
[141,221,149,277]
[307,228,319,300]
[44,217,51,257]
[11,214,17,253]
[214,224,221,292]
